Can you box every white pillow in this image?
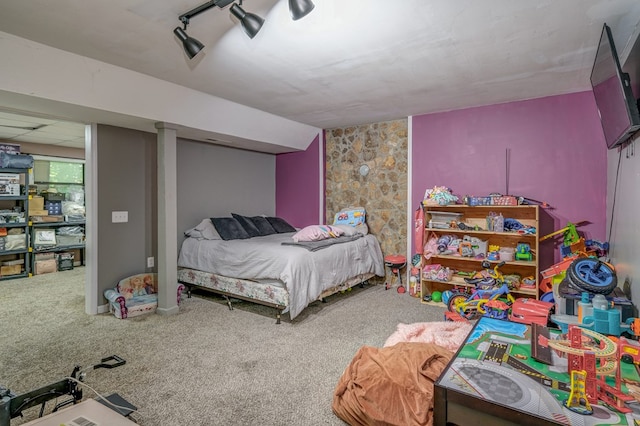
[184,219,221,240]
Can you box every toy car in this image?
[515,242,533,261]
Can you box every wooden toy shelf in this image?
[420,204,541,301]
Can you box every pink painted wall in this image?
[275,134,321,228]
[411,91,608,259]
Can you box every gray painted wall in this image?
[97,125,157,293]
[95,128,276,299]
[176,139,276,244]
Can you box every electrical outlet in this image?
[147,257,154,268]
[112,211,128,223]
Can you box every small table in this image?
[22,399,136,426]
[434,317,640,425]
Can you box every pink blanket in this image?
[383,321,473,352]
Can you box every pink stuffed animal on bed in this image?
[383,321,473,352]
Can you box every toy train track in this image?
[547,327,618,375]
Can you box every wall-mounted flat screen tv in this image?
[590,23,640,149]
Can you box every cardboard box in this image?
[0,173,20,197]
[35,258,57,275]
[32,215,63,223]
[30,195,44,211]
[1,265,21,276]
[30,210,49,216]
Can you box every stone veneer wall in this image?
[325,119,408,284]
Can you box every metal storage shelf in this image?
[0,168,30,280]
[30,220,86,272]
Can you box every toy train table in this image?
[434,317,640,426]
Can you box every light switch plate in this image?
[112,211,128,223]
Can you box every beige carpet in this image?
[1,268,446,425]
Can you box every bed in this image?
[177,220,385,323]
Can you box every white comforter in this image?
[177,232,385,319]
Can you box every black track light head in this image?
[173,27,204,59]
[230,3,264,39]
[289,0,315,21]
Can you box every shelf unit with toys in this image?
[420,204,542,302]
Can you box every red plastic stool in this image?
[384,254,407,293]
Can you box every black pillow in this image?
[250,216,277,236]
[211,217,251,241]
[231,213,261,238]
[266,216,296,233]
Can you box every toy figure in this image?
[143,274,155,294]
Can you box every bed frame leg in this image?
[186,285,192,298]
[275,310,281,324]
[223,295,233,311]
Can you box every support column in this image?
[155,122,179,316]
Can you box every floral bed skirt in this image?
[177,268,375,313]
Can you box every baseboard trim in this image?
[98,303,109,314]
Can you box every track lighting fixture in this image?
[174,0,315,59]
[289,0,315,21]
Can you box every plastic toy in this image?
[539,221,600,259]
[543,325,634,414]
[437,235,454,253]
[564,370,593,414]
[563,257,617,295]
[508,298,554,326]
[482,299,511,320]
[463,260,505,290]
[447,283,514,320]
[431,291,442,303]
[458,241,474,257]
[540,222,581,247]
[613,336,640,365]
[515,242,532,261]
[384,254,406,292]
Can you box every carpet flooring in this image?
[1,268,446,425]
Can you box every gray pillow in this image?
[211,217,251,240]
[250,216,277,236]
[231,213,261,238]
[266,216,296,233]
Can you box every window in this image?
[32,157,85,202]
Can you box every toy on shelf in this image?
[463,260,505,290]
[423,186,458,206]
[515,242,533,261]
[447,281,515,321]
